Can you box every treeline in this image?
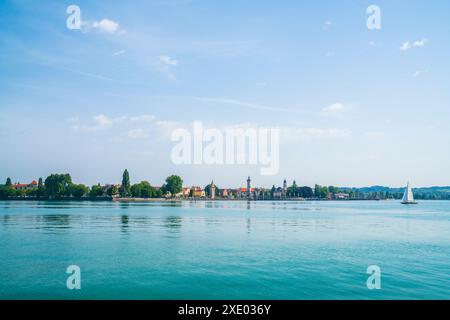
[0,170,184,200]
[340,186,450,200]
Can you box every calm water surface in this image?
[1,200,450,299]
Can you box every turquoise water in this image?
[1,200,450,299]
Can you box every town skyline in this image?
[2,170,450,191]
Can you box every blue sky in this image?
[1,0,449,188]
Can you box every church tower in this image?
[210,180,216,200]
[247,176,251,200]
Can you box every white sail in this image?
[401,182,416,204]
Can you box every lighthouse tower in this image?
[247,176,252,200]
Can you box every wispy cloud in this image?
[129,115,155,123]
[127,128,151,139]
[413,69,428,77]
[400,38,428,51]
[71,114,155,133]
[157,55,179,80]
[283,127,351,141]
[321,103,346,116]
[365,131,385,138]
[112,50,125,57]
[195,97,303,113]
[61,67,113,81]
[323,21,332,30]
[159,55,178,66]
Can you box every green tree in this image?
[36,177,45,198]
[328,186,340,195]
[70,184,89,199]
[44,174,72,199]
[120,169,131,197]
[297,186,313,198]
[314,184,329,198]
[140,181,156,198]
[0,185,16,199]
[130,183,142,198]
[130,181,156,198]
[287,181,298,197]
[165,175,183,197]
[156,187,164,198]
[90,184,103,198]
[107,185,119,197]
[5,177,12,187]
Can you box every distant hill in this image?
[339,186,450,200]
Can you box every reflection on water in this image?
[39,214,71,230]
[121,215,129,234]
[164,216,182,232]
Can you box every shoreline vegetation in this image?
[1,170,450,201]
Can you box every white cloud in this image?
[112,50,125,57]
[413,69,428,77]
[82,18,125,35]
[322,103,345,115]
[400,38,428,51]
[414,39,428,47]
[400,42,412,51]
[93,19,119,33]
[159,55,178,66]
[93,114,113,127]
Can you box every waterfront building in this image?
[191,186,205,198]
[334,193,350,200]
[13,180,38,190]
[219,189,229,198]
[236,187,255,199]
[182,187,191,197]
[273,187,284,199]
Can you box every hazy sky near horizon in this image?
[1,0,450,188]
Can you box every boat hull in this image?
[401,201,418,205]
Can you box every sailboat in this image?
[401,182,418,204]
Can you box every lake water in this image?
[1,200,450,300]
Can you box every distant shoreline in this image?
[0,197,446,202]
